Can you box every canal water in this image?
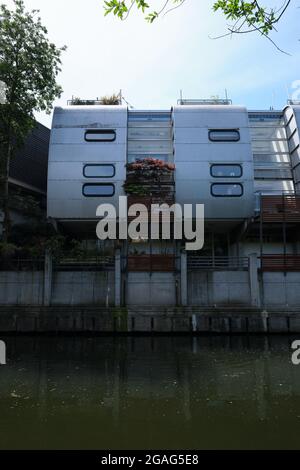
[0,335,300,450]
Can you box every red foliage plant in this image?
[127,158,175,172]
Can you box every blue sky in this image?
[5,0,300,127]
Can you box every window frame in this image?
[210,164,243,178]
[211,183,244,198]
[82,183,115,198]
[83,164,116,179]
[84,129,116,142]
[208,129,240,142]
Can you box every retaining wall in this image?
[188,271,251,306]
[0,306,299,334]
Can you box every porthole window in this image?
[211,164,242,178]
[211,183,243,197]
[83,184,115,197]
[209,129,240,142]
[84,130,116,142]
[83,164,115,178]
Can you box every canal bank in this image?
[1,306,300,334]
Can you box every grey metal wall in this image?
[10,121,50,193]
[48,105,127,220]
[173,105,255,219]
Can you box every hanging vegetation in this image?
[124,158,175,196]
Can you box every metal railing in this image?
[0,258,45,271]
[0,256,116,272]
[258,193,300,222]
[177,99,232,106]
[54,256,115,271]
[260,255,300,272]
[187,256,249,271]
[127,255,176,272]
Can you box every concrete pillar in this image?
[181,251,188,306]
[115,250,121,307]
[249,253,260,308]
[43,250,53,307]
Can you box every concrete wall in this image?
[262,272,300,308]
[52,271,115,306]
[0,271,115,306]
[188,271,251,306]
[3,268,300,309]
[126,272,177,306]
[0,272,44,305]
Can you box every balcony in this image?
[260,255,300,272]
[260,195,300,223]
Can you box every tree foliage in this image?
[0,0,66,241]
[103,1,291,36]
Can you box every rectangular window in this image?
[83,184,115,197]
[85,130,116,142]
[211,183,243,197]
[83,164,115,178]
[209,129,240,142]
[211,164,242,178]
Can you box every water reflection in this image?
[0,335,300,449]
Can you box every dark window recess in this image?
[84,130,116,142]
[211,164,242,178]
[209,129,240,142]
[83,164,115,178]
[211,183,243,197]
[82,184,115,197]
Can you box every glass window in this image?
[211,164,242,178]
[82,184,115,197]
[211,183,243,197]
[85,130,116,142]
[209,129,240,142]
[83,164,115,178]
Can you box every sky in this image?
[4,0,300,128]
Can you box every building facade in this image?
[46,101,300,308]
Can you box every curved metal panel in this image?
[48,106,127,220]
[173,105,254,219]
